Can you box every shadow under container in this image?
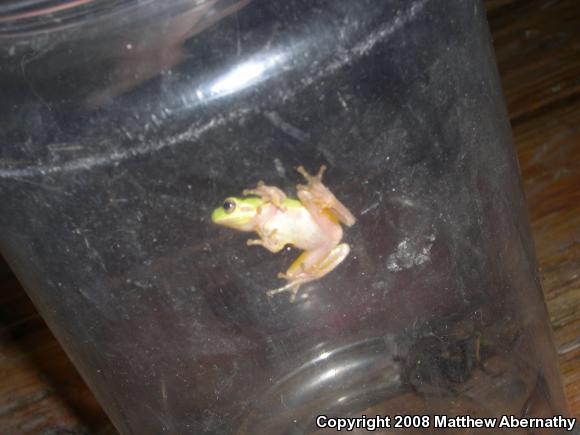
[0,0,569,434]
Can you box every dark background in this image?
[0,0,578,433]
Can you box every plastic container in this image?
[0,0,569,434]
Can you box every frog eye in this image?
[222,199,236,214]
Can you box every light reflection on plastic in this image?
[318,368,339,383]
[207,52,287,99]
[175,49,293,111]
[315,351,332,362]
[314,359,360,386]
[210,61,265,95]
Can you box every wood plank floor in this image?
[1,1,578,433]
[487,0,580,416]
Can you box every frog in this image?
[211,165,356,301]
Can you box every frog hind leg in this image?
[267,243,350,301]
[296,165,356,227]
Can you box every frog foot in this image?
[267,280,303,302]
[296,165,333,208]
[268,269,314,302]
[296,165,356,227]
[297,165,326,185]
[243,181,287,211]
[246,229,285,253]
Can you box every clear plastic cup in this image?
[0,1,569,433]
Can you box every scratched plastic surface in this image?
[0,1,569,434]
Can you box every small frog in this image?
[211,165,356,301]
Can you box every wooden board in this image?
[490,0,580,414]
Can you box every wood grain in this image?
[0,0,578,433]
[490,0,580,415]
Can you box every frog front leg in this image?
[246,228,286,253]
[268,243,350,301]
[243,181,287,211]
